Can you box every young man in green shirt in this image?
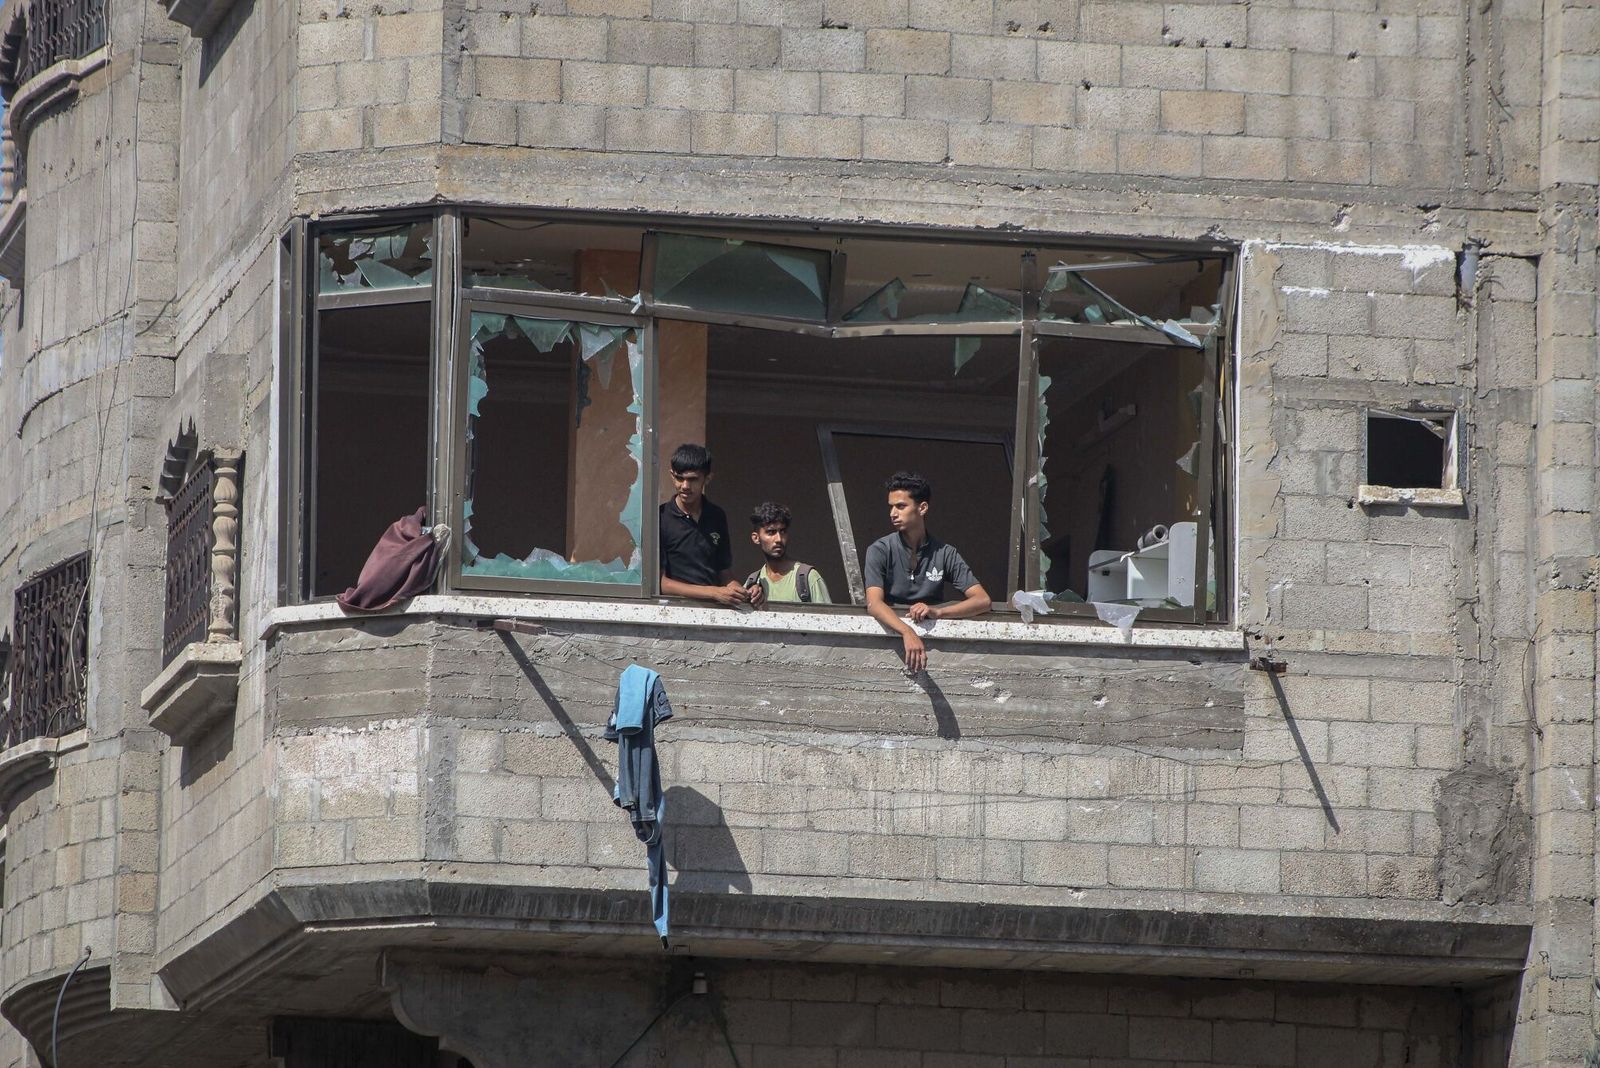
[746,502,834,605]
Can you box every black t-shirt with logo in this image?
[862,532,979,606]
[659,498,733,585]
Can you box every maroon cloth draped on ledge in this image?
[336,507,443,612]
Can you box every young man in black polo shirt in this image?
[659,443,765,608]
[863,471,991,672]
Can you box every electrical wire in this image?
[50,944,92,1068]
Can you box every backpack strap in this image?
[796,563,813,603]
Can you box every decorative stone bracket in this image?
[143,450,243,745]
[0,728,88,811]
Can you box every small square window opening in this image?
[1360,409,1463,507]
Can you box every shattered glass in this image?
[838,239,1023,325]
[1040,259,1219,347]
[461,217,644,297]
[1035,338,1207,607]
[653,233,830,320]
[318,221,433,293]
[461,311,643,586]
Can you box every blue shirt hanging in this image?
[605,664,674,944]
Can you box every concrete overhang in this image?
[141,639,242,745]
[155,874,1532,1016]
[0,727,86,810]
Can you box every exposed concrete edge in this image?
[5,48,108,140]
[1357,484,1467,508]
[263,596,1247,652]
[0,189,25,284]
[0,727,88,810]
[1,962,111,1058]
[141,640,243,745]
[157,874,1531,1010]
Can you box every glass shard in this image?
[318,221,433,294]
[653,233,831,321]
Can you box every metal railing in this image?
[2,0,106,97]
[5,553,89,749]
[164,459,215,665]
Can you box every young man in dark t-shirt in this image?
[658,443,765,608]
[863,471,991,672]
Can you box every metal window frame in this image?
[449,296,652,599]
[285,204,1238,627]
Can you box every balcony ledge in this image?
[0,728,88,809]
[6,47,108,139]
[142,640,242,745]
[264,594,1246,653]
[162,0,242,37]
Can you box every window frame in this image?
[285,208,1237,628]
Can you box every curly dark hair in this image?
[750,502,792,529]
[885,471,931,504]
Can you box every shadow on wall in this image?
[667,785,752,895]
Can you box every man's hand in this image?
[901,630,927,673]
[748,582,767,608]
[908,602,939,622]
[711,581,751,607]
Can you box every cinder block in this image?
[518,103,607,148]
[1020,841,1108,886]
[1080,1,1163,43]
[1117,131,1201,176]
[1120,45,1205,90]
[909,0,991,33]
[906,75,990,121]
[1193,847,1279,893]
[1038,40,1122,87]
[695,23,781,67]
[951,34,1036,80]
[792,1001,875,1047]
[777,113,864,157]
[1079,86,1159,130]
[865,28,952,73]
[1289,139,1371,185]
[693,111,778,154]
[1161,89,1244,134]
[298,107,364,153]
[822,0,911,29]
[1248,8,1333,51]
[1214,1020,1297,1066]
[991,80,1073,125]
[862,116,948,161]
[820,71,906,116]
[374,11,441,59]
[609,19,694,65]
[783,27,868,70]
[948,123,1033,167]
[463,11,520,56]
[522,15,609,60]
[1107,844,1188,888]
[1203,134,1288,180]
[1207,48,1290,94]
[473,56,562,102]
[736,69,822,112]
[1127,1016,1212,1061]
[960,1009,1043,1056]
[877,1004,962,1051]
[300,18,366,66]
[1164,4,1247,46]
[563,61,648,106]
[649,66,734,110]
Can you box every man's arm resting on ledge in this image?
[662,574,750,607]
[866,586,926,673]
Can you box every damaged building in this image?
[0,0,1592,1064]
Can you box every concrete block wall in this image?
[0,747,121,1002]
[287,0,1543,196]
[387,954,1477,1068]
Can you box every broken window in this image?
[292,212,1235,625]
[457,309,644,590]
[318,220,433,294]
[700,325,1021,604]
[462,217,645,298]
[309,304,432,597]
[1365,410,1455,490]
[837,239,1023,326]
[651,233,832,322]
[1033,336,1214,614]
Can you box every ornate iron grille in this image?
[12,0,107,92]
[6,553,89,749]
[164,459,214,665]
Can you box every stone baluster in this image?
[206,451,241,642]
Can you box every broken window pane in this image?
[839,238,1023,324]
[311,304,432,596]
[652,233,831,321]
[700,325,1020,604]
[461,217,645,298]
[1040,255,1223,336]
[461,311,643,586]
[1036,338,1208,609]
[318,221,433,294]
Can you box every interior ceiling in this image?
[456,215,1226,316]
